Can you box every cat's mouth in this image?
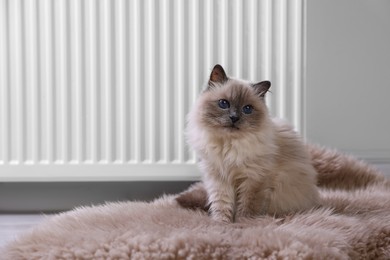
[228,124,240,130]
[219,122,240,131]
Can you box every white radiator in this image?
[0,0,305,181]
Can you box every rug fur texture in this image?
[2,145,390,259]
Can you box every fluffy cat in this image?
[186,64,320,223]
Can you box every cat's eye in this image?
[243,105,253,114]
[218,99,230,109]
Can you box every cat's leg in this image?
[236,182,271,219]
[205,179,235,223]
[236,189,259,218]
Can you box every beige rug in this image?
[2,145,390,259]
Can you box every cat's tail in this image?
[175,182,210,212]
[307,143,388,190]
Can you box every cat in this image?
[186,64,320,223]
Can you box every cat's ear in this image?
[208,64,228,87]
[253,81,271,98]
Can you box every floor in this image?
[0,214,49,248]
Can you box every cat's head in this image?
[191,64,271,136]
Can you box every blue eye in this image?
[218,99,230,109]
[243,105,253,114]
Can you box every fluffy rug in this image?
[2,145,390,259]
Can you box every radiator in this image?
[0,0,305,181]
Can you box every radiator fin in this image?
[0,0,305,180]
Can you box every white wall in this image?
[306,0,390,166]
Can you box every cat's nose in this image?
[229,115,239,123]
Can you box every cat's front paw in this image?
[210,211,233,223]
[213,215,232,223]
